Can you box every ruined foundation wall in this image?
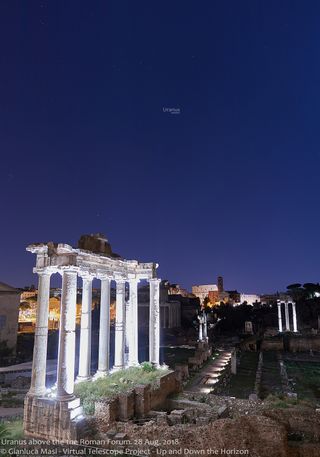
[261,335,320,352]
[24,395,85,442]
[289,336,320,352]
[93,371,181,427]
[261,338,284,351]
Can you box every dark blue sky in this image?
[1,1,320,293]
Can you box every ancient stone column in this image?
[114,279,126,370]
[149,278,161,367]
[198,314,203,341]
[96,277,111,376]
[128,278,139,367]
[56,269,78,400]
[28,270,51,397]
[125,300,130,366]
[285,301,290,331]
[77,274,94,381]
[292,301,298,333]
[277,300,283,333]
[203,312,208,341]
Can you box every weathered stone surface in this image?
[150,410,168,425]
[195,416,210,425]
[292,443,320,457]
[24,395,85,441]
[118,391,135,421]
[114,432,128,441]
[217,405,229,418]
[174,364,189,382]
[120,415,289,457]
[134,384,151,418]
[168,398,213,413]
[95,398,118,428]
[188,357,203,372]
[261,338,284,351]
[168,409,187,425]
[196,342,206,351]
[150,372,180,410]
[264,408,320,443]
[289,336,320,352]
[78,233,115,256]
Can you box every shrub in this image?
[141,362,156,372]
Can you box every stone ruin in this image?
[23,233,162,441]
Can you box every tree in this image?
[287,283,301,291]
[303,283,318,299]
[287,283,305,302]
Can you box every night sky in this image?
[1,1,320,293]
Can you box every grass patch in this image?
[264,394,313,409]
[75,365,169,415]
[0,419,24,440]
[285,360,320,403]
[0,420,24,455]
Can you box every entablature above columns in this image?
[277,299,296,306]
[27,242,158,280]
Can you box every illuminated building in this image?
[239,293,260,306]
[192,284,218,305]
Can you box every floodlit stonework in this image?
[23,234,161,441]
[197,311,208,342]
[277,299,298,333]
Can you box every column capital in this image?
[35,267,55,277]
[128,277,140,284]
[96,270,112,280]
[57,267,78,276]
[149,278,161,284]
[78,271,95,281]
[115,278,126,284]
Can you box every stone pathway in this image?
[185,349,232,393]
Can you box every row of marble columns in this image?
[277,300,298,333]
[28,269,161,401]
[198,312,208,342]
